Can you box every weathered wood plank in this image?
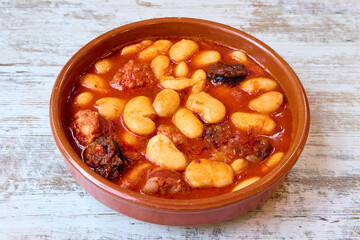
[0,0,359,239]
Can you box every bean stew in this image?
[63,37,292,199]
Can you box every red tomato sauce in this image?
[63,38,292,199]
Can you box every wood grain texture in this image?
[0,0,359,239]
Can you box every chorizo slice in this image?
[70,110,101,146]
[110,60,155,91]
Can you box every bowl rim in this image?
[50,17,310,211]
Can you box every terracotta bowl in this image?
[50,17,310,226]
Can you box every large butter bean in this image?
[231,112,276,133]
[230,50,248,63]
[265,152,284,167]
[124,96,156,135]
[241,77,278,93]
[121,40,153,55]
[190,69,206,93]
[160,76,194,90]
[261,152,284,173]
[169,39,199,62]
[231,158,248,173]
[193,50,221,67]
[186,92,226,123]
[232,177,261,192]
[138,40,172,61]
[146,135,187,171]
[172,108,203,138]
[74,92,94,107]
[80,74,107,91]
[249,91,284,113]
[184,159,234,188]
[160,69,206,93]
[153,89,180,117]
[95,97,126,119]
[151,55,170,79]
[94,59,112,74]
[174,62,189,77]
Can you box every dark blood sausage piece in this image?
[240,138,273,163]
[202,123,273,163]
[110,60,155,91]
[207,62,248,86]
[82,137,127,180]
[142,169,189,195]
[202,122,242,162]
[203,123,233,147]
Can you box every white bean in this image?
[261,152,284,173]
[193,50,221,67]
[186,92,226,123]
[151,55,170,79]
[123,96,156,135]
[121,40,153,55]
[266,152,284,167]
[160,76,194,90]
[146,135,187,171]
[230,50,248,63]
[249,91,284,113]
[80,74,107,92]
[169,39,199,62]
[174,62,189,77]
[190,69,206,93]
[159,69,206,93]
[94,59,112,74]
[231,112,276,134]
[172,108,203,138]
[231,158,248,174]
[240,77,278,93]
[138,40,172,61]
[184,159,234,188]
[153,89,180,117]
[95,97,126,119]
[74,92,94,107]
[232,177,261,192]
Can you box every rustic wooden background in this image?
[1,0,359,239]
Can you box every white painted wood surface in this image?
[1,0,359,239]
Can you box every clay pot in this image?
[50,18,310,226]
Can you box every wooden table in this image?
[1,1,359,239]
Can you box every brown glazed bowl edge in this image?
[50,17,310,226]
